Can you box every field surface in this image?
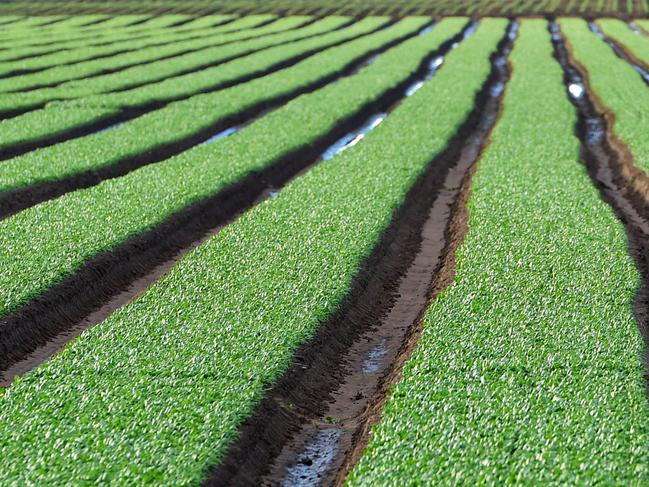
[0,6,649,487]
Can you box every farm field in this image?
[0,3,648,486]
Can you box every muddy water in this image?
[321,113,386,160]
[404,20,483,98]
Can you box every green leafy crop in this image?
[346,19,649,485]
[0,18,504,485]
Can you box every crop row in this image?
[597,19,649,68]
[561,18,649,174]
[2,0,649,16]
[0,16,457,327]
[0,16,314,93]
[0,16,355,151]
[0,15,405,201]
[0,14,197,45]
[0,14,218,43]
[0,16,282,102]
[0,16,392,151]
[0,16,278,113]
[0,16,238,63]
[0,16,255,75]
[347,19,649,485]
[0,18,506,485]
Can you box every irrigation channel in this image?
[552,22,649,393]
[0,21,475,384]
[206,21,517,487]
[587,21,649,85]
[0,19,430,218]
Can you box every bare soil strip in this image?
[553,22,649,394]
[205,22,516,487]
[0,20,408,219]
[0,21,473,385]
[588,20,649,85]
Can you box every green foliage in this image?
[0,16,411,191]
[0,17,464,321]
[346,19,649,485]
[0,19,504,485]
[561,18,649,173]
[0,16,246,74]
[0,15,308,93]
[597,19,649,65]
[0,16,347,147]
[0,0,646,17]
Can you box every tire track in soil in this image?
[0,18,406,219]
[552,21,649,395]
[205,21,517,487]
[0,20,474,385]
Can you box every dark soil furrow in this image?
[588,20,649,86]
[0,19,408,218]
[552,22,649,394]
[205,21,516,487]
[0,20,474,384]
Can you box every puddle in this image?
[588,21,649,85]
[201,126,239,144]
[363,54,378,66]
[463,20,480,39]
[550,22,562,41]
[405,80,425,96]
[490,81,505,97]
[553,24,607,145]
[95,121,126,134]
[361,340,388,374]
[405,56,444,96]
[628,22,645,35]
[281,429,342,487]
[321,112,386,160]
[418,22,436,35]
[568,82,584,99]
